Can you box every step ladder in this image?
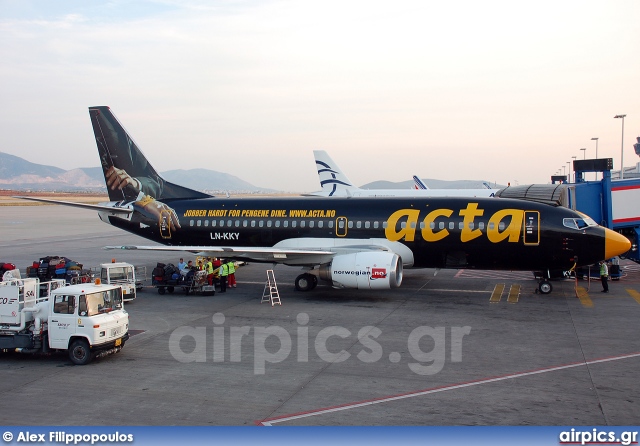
[261,270,281,306]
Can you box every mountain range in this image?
[0,151,502,193]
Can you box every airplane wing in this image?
[13,196,133,215]
[104,240,400,266]
[104,245,337,265]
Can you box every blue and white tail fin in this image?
[89,106,210,202]
[412,175,429,190]
[313,150,358,196]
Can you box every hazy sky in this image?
[1,0,639,192]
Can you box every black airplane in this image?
[17,106,631,294]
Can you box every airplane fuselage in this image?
[103,195,606,271]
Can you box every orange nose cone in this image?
[604,229,631,259]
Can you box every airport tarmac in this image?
[1,206,639,425]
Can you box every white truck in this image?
[97,262,138,302]
[0,277,129,365]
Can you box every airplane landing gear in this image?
[538,280,552,294]
[295,273,318,291]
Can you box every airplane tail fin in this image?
[89,106,211,202]
[313,150,357,196]
[413,175,429,190]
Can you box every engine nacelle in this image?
[318,252,403,289]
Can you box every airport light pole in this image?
[591,137,598,159]
[614,115,626,179]
[571,156,577,182]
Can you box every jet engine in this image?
[318,252,403,290]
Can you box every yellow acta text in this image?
[385,203,524,243]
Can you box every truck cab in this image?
[99,262,137,302]
[0,278,129,365]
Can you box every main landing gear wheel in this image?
[538,280,552,294]
[295,273,318,291]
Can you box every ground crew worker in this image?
[600,260,609,293]
[226,260,236,288]
[206,258,214,286]
[218,260,228,293]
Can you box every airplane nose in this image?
[604,228,631,259]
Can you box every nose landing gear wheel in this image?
[538,280,552,294]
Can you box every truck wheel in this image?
[69,339,92,365]
[158,287,166,295]
[167,286,175,294]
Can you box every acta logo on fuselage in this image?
[385,203,526,244]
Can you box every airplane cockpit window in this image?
[563,217,597,230]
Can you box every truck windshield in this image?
[102,267,133,282]
[79,288,123,317]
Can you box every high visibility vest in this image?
[219,263,229,277]
[206,262,213,274]
[227,262,235,274]
[600,263,608,277]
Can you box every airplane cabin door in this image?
[523,211,540,245]
[336,217,348,237]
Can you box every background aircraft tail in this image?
[412,175,429,190]
[89,106,210,202]
[313,150,358,196]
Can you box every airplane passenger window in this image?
[439,222,445,230]
[458,222,464,230]
[267,221,272,228]
[488,222,495,230]
[204,220,209,226]
[251,221,255,227]
[329,221,334,228]
[292,221,297,228]
[348,221,353,229]
[356,221,362,229]
[227,220,232,227]
[373,222,379,229]
[382,222,387,228]
[189,220,194,226]
[301,221,306,228]
[478,222,485,230]
[275,221,280,227]
[235,220,240,227]
[283,221,289,228]
[401,222,406,229]
[430,222,435,229]
[212,220,217,227]
[449,222,454,230]
[219,220,224,227]
[410,222,416,229]
[499,222,505,230]
[243,221,248,227]
[319,221,324,228]
[469,222,474,229]
[309,221,315,228]
[259,221,264,228]
[197,220,202,227]
[365,221,370,229]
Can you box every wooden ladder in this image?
[261,270,281,306]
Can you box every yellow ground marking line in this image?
[490,283,505,303]
[626,289,640,305]
[507,284,520,303]
[576,286,593,308]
